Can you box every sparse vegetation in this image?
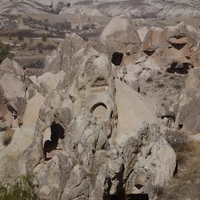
[18,35,24,42]
[29,60,44,68]
[154,185,164,196]
[41,33,47,42]
[159,140,200,199]
[53,21,71,30]
[0,42,14,63]
[0,173,39,200]
[164,129,188,148]
[2,129,15,146]
[82,23,96,30]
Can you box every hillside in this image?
[0,0,200,19]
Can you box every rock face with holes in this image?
[15,44,177,200]
[139,22,196,74]
[3,17,200,200]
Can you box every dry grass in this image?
[176,141,200,153]
[164,129,188,148]
[0,173,39,200]
[159,141,200,199]
[2,129,15,146]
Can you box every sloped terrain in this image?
[0,0,200,19]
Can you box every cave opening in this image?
[111,52,123,65]
[109,194,149,200]
[43,122,64,160]
[143,50,154,57]
[170,43,186,50]
[167,62,191,74]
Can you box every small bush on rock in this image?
[2,129,15,146]
[0,42,14,64]
[164,129,188,148]
[154,185,164,196]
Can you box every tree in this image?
[18,35,24,42]
[41,33,47,42]
[0,42,13,64]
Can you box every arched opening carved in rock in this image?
[43,122,64,160]
[90,103,107,118]
[111,52,123,65]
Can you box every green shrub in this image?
[0,174,39,200]
[82,24,90,30]
[29,60,44,68]
[41,33,47,42]
[0,42,14,64]
[18,35,24,42]
[54,21,71,30]
[82,24,96,30]
[154,185,164,197]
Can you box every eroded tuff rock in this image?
[1,17,200,200]
[0,58,27,128]
[175,68,200,133]
[14,47,177,200]
[43,33,85,74]
[100,16,141,56]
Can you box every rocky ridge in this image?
[0,0,200,19]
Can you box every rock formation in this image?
[1,16,200,200]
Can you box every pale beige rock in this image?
[38,71,65,97]
[0,123,35,180]
[43,33,85,74]
[100,16,140,55]
[115,79,157,136]
[22,91,45,125]
[175,68,200,133]
[0,58,26,127]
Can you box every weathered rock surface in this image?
[0,58,27,128]
[115,78,157,136]
[175,68,200,133]
[1,17,200,200]
[100,16,140,55]
[43,33,85,74]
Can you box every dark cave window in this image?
[167,62,191,74]
[111,52,123,65]
[43,122,64,160]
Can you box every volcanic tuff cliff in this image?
[0,16,200,199]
